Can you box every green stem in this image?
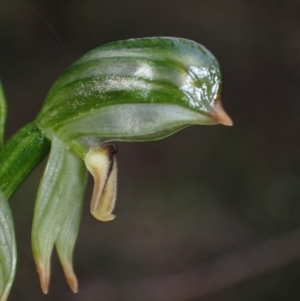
[0,122,50,199]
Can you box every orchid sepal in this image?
[31,136,87,293]
[36,37,232,148]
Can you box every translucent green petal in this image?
[32,136,87,293]
[0,191,16,301]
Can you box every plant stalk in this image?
[0,122,50,199]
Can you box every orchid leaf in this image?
[0,82,7,149]
[0,191,16,301]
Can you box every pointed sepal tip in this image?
[35,258,50,294]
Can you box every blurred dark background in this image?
[1,0,300,300]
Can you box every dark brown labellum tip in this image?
[104,144,118,156]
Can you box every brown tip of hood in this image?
[209,97,233,126]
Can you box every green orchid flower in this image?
[0,37,232,299]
